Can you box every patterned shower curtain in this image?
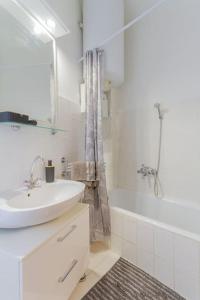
[84,49,111,242]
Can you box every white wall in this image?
[0,0,82,192]
[111,0,200,205]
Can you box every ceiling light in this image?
[16,0,70,38]
[46,19,56,32]
[34,24,44,35]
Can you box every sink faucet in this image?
[25,156,45,189]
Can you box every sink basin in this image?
[0,180,85,229]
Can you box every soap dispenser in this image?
[45,160,55,183]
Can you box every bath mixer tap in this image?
[25,156,45,189]
[137,164,157,178]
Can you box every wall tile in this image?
[174,267,200,300]
[110,209,123,237]
[123,215,137,243]
[174,235,199,273]
[122,240,137,265]
[111,234,122,256]
[137,221,154,253]
[155,256,174,289]
[155,228,173,260]
[137,248,154,277]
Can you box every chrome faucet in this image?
[25,156,45,189]
[137,164,157,178]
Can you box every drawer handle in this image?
[57,225,77,242]
[58,259,78,283]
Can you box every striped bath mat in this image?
[82,258,185,300]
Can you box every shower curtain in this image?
[84,49,111,242]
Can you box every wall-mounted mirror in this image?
[0,0,57,126]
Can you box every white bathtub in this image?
[109,189,200,300]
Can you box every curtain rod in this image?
[78,0,168,63]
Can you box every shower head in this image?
[154,103,163,120]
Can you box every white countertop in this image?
[0,203,88,259]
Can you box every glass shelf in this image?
[0,121,66,134]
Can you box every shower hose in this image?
[154,117,163,198]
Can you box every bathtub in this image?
[109,189,200,300]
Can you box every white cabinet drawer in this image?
[21,208,89,300]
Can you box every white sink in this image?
[0,180,85,229]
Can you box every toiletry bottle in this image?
[45,160,55,183]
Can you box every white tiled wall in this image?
[111,208,200,300]
[111,0,200,207]
[0,99,82,192]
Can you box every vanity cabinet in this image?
[0,204,89,300]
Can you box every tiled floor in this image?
[69,242,120,300]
